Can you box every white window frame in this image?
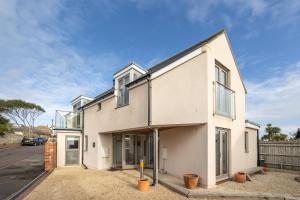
[215,64,229,87]
[117,74,130,107]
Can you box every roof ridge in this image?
[85,29,227,107]
[147,29,225,73]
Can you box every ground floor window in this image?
[245,131,249,153]
[85,135,88,151]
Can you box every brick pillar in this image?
[45,140,57,172]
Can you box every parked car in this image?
[21,137,40,146]
[37,137,48,144]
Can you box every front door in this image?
[216,128,229,180]
[65,136,80,165]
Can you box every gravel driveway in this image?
[24,168,300,200]
[24,168,188,200]
[215,172,300,196]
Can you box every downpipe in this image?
[81,108,88,169]
[147,76,159,186]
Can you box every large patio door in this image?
[216,128,229,180]
[65,136,80,165]
[113,133,154,169]
[124,134,136,168]
[146,134,153,167]
[113,134,122,168]
[137,135,146,165]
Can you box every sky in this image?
[0,0,300,136]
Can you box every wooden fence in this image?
[259,141,300,171]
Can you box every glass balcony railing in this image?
[215,82,236,119]
[54,110,82,130]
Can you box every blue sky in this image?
[0,0,300,136]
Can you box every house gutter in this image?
[81,108,88,169]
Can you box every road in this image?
[0,145,44,199]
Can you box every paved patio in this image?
[144,169,300,199]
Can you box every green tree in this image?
[291,128,300,140]
[0,115,10,136]
[273,133,288,141]
[0,99,45,135]
[261,124,288,141]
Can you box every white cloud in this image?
[268,0,300,28]
[223,0,268,16]
[184,0,218,23]
[0,0,120,126]
[246,61,300,134]
[130,0,300,30]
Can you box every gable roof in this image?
[128,29,226,87]
[113,62,147,76]
[221,31,247,94]
[83,29,247,109]
[149,29,225,74]
[71,95,93,104]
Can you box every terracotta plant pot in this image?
[183,174,199,189]
[235,172,246,183]
[263,164,268,172]
[138,178,149,192]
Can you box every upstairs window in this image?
[97,103,101,111]
[117,74,130,107]
[133,73,138,81]
[215,62,235,119]
[73,102,81,112]
[215,64,229,86]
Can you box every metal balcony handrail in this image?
[215,81,235,93]
[214,81,236,120]
[54,110,82,130]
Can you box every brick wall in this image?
[45,140,57,171]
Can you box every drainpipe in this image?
[152,128,159,186]
[257,129,260,166]
[147,76,151,127]
[81,108,88,169]
[147,76,159,186]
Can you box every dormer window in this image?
[117,74,130,107]
[73,102,81,112]
[113,63,147,108]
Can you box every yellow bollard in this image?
[140,159,144,179]
[138,159,149,192]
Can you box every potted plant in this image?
[263,163,268,172]
[295,172,300,183]
[183,174,199,189]
[138,178,150,192]
[235,172,246,183]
